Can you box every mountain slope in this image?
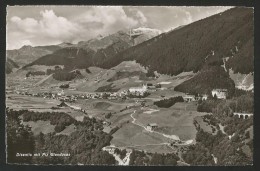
[6,58,19,74]
[100,7,253,75]
[6,45,62,66]
[174,66,235,95]
[26,47,95,70]
[25,28,161,69]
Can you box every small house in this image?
[147,123,158,131]
[211,89,227,99]
[201,94,208,101]
[183,94,196,102]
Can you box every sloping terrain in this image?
[229,69,254,91]
[26,47,95,69]
[174,66,235,95]
[25,28,161,70]
[7,45,62,66]
[6,58,19,74]
[99,7,253,76]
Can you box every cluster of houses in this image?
[182,89,228,102]
[15,90,78,102]
[183,94,208,102]
[16,83,161,101]
[128,83,161,96]
[14,89,131,102]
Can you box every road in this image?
[102,146,132,165]
[130,110,192,143]
[102,109,193,165]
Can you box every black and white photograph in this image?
[5,6,254,166]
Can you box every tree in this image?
[213,94,218,100]
[55,65,62,71]
[105,113,112,119]
[85,68,91,73]
[37,132,45,149]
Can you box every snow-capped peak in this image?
[132,27,162,35]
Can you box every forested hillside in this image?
[24,29,160,70]
[20,8,253,77]
[174,66,235,95]
[26,47,95,70]
[100,7,253,75]
[7,109,116,164]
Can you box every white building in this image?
[129,84,147,94]
[146,123,158,131]
[183,94,196,102]
[57,89,65,96]
[211,89,227,99]
[201,94,208,101]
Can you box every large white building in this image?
[129,84,148,94]
[211,89,227,99]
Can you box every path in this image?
[222,58,227,72]
[34,74,54,86]
[102,146,132,165]
[130,110,192,142]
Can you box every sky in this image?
[6,6,232,50]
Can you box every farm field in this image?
[6,94,60,111]
[134,102,207,140]
[22,120,55,135]
[111,101,208,153]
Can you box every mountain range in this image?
[6,7,254,94]
[12,27,161,70]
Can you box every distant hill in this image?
[100,7,253,75]
[6,45,62,66]
[24,28,161,70]
[26,47,95,70]
[19,8,253,96]
[6,58,19,74]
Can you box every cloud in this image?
[7,6,232,49]
[127,8,147,25]
[7,7,146,49]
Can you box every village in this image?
[11,81,230,104]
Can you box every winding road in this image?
[102,109,193,165]
[130,110,194,145]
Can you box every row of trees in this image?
[53,70,81,81]
[22,111,77,133]
[26,71,46,77]
[154,96,184,108]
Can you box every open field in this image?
[6,93,88,121]
[111,101,207,150]
[75,99,135,119]
[111,123,175,154]
[135,103,206,141]
[22,120,55,135]
[56,124,76,136]
[6,94,60,111]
